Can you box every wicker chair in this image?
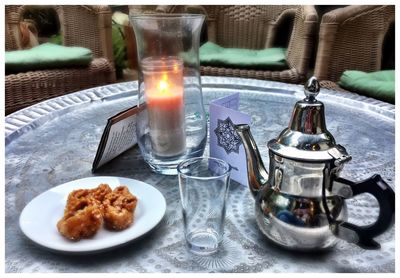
[314,5,395,91]
[5,5,116,115]
[156,5,318,84]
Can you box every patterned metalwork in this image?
[214,117,242,154]
[5,77,395,273]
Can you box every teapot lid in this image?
[268,77,350,162]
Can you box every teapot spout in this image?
[235,124,269,199]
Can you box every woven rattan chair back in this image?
[5,5,24,50]
[57,5,113,60]
[157,5,298,48]
[5,5,116,115]
[201,5,298,49]
[156,5,318,83]
[314,5,395,83]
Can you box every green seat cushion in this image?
[338,70,395,104]
[200,42,288,70]
[5,43,93,73]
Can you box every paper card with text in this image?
[92,106,142,172]
[209,93,251,186]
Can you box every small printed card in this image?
[92,105,143,172]
[209,93,251,186]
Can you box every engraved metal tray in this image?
[5,77,395,273]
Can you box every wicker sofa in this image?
[156,5,318,84]
[5,5,116,115]
[314,5,395,91]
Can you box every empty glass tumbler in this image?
[178,157,231,255]
[130,14,207,175]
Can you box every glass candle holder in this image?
[130,14,207,175]
[142,57,185,157]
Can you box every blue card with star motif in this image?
[209,93,251,186]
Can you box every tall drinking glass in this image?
[178,157,231,255]
[130,14,207,175]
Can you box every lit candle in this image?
[142,57,186,157]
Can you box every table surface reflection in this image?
[5,77,395,273]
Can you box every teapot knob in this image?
[304,76,320,101]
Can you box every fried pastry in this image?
[57,185,110,241]
[57,198,103,241]
[90,183,112,203]
[64,188,100,213]
[103,186,138,230]
[57,184,137,240]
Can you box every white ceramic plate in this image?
[19,176,166,254]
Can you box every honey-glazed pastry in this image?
[103,186,138,230]
[56,184,137,240]
[64,188,100,213]
[57,198,103,241]
[65,184,111,215]
[90,183,112,203]
[57,185,109,241]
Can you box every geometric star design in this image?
[214,117,242,154]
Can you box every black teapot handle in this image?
[330,174,395,249]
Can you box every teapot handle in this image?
[330,174,395,249]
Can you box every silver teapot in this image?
[235,77,395,251]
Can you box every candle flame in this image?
[158,79,169,94]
